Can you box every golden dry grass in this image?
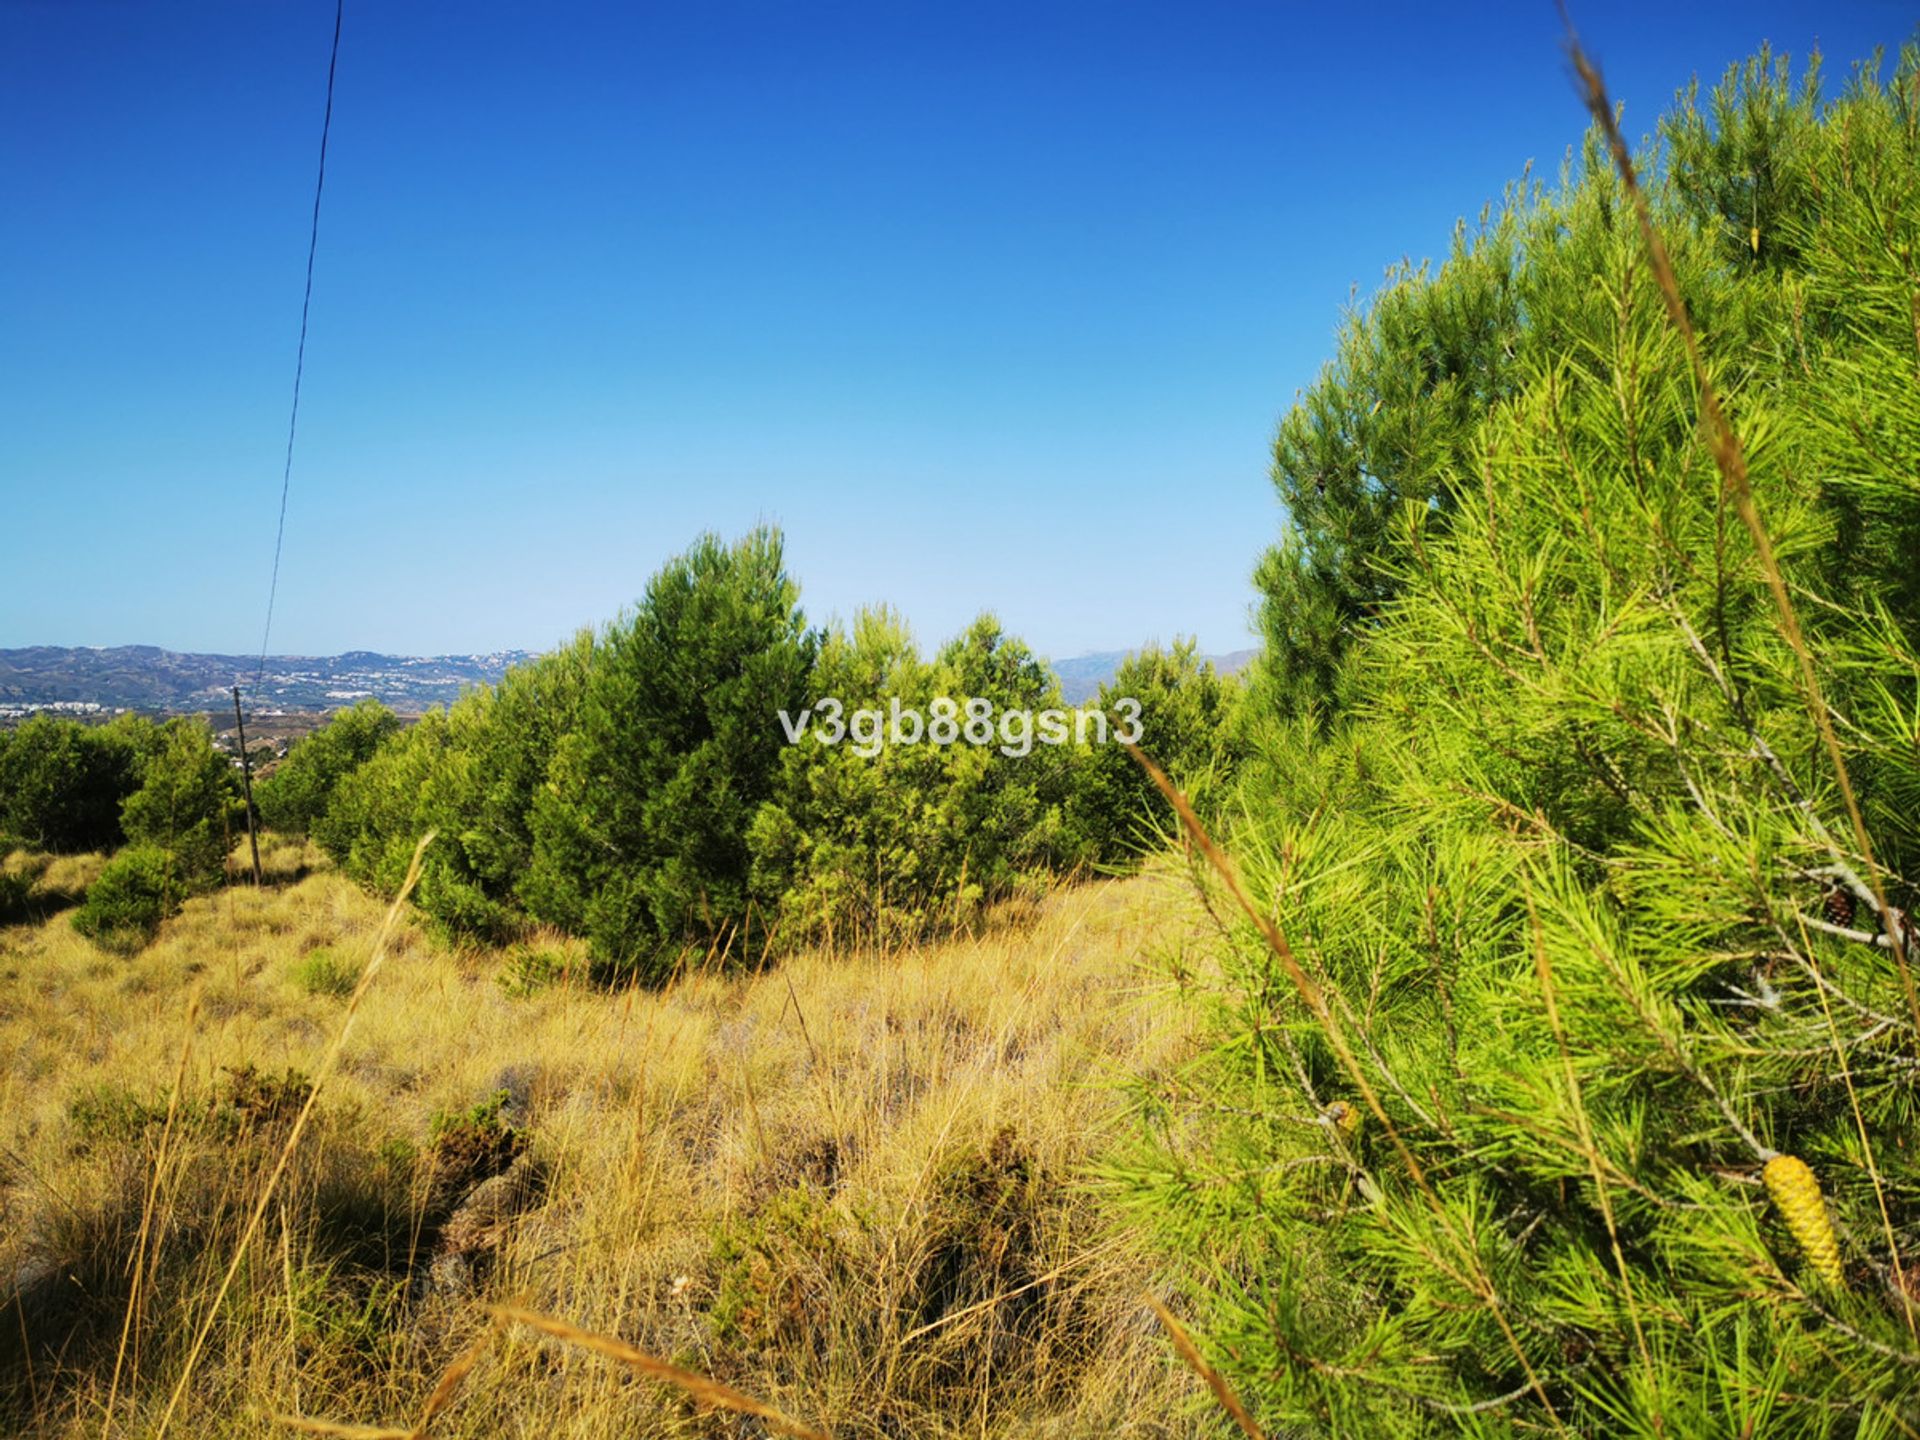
[0,837,1214,1438]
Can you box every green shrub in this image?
[315,635,594,945]
[66,1081,166,1149]
[257,699,400,836]
[748,609,1093,948]
[66,721,237,953]
[494,944,572,997]
[314,710,448,890]
[308,526,1170,973]
[0,714,156,853]
[119,718,238,887]
[1073,639,1242,863]
[709,1184,853,1354]
[70,844,178,951]
[283,1264,407,1363]
[293,946,357,998]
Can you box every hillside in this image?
[0,644,1254,718]
[0,843,1211,1438]
[7,26,1918,1438]
[0,647,537,717]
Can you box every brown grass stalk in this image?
[268,1418,418,1440]
[492,1304,832,1440]
[154,833,436,1440]
[1147,1297,1265,1440]
[412,1316,498,1434]
[1565,31,1920,1041]
[1124,745,1564,1428]
[103,990,201,1431]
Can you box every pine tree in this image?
[257,698,400,835]
[747,608,1091,947]
[1132,43,1920,1435]
[526,528,818,974]
[1075,639,1241,862]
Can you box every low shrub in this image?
[294,946,358,998]
[65,1081,166,1151]
[0,856,49,925]
[69,844,178,952]
[425,1091,524,1208]
[494,943,574,997]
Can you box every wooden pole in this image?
[231,686,264,886]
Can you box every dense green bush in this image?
[747,609,1095,946]
[119,718,238,884]
[70,844,177,952]
[1073,640,1241,862]
[310,529,829,966]
[320,541,790,965]
[0,714,157,853]
[1249,190,1526,723]
[256,700,400,835]
[294,531,1148,966]
[418,630,594,939]
[315,635,594,942]
[67,719,237,950]
[1134,45,1920,1434]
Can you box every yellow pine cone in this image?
[1763,1153,1845,1290]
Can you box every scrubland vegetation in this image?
[0,839,1208,1436]
[4,39,1920,1438]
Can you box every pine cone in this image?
[1823,885,1856,929]
[1763,1153,1845,1290]
[1325,1100,1363,1141]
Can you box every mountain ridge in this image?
[0,645,537,715]
[0,642,1257,716]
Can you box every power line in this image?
[254,0,344,697]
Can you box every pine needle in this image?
[1565,28,1920,1044]
[1124,743,1565,1428]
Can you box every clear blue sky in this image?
[1,1,1908,663]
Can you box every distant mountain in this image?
[0,645,536,717]
[0,642,1258,719]
[1051,647,1257,704]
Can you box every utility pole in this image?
[231,686,264,886]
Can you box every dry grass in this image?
[0,837,1213,1438]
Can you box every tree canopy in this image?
[1139,43,1920,1433]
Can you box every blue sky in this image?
[1,1,1909,663]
